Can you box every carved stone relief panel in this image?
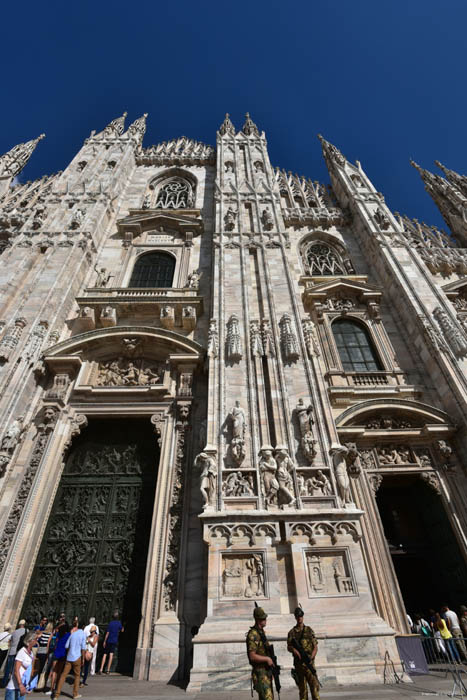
[93,358,164,387]
[222,470,256,497]
[305,549,356,597]
[220,552,266,599]
[296,470,332,497]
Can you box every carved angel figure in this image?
[195,452,217,509]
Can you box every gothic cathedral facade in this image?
[0,112,467,687]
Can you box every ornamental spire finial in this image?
[318,134,346,167]
[219,113,235,137]
[242,112,260,137]
[127,113,148,145]
[103,111,127,136]
[0,133,45,179]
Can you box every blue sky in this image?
[2,0,465,230]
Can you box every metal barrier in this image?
[418,635,467,667]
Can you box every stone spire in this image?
[242,113,260,137]
[127,113,148,145]
[103,112,127,136]
[411,160,467,245]
[434,160,467,198]
[218,113,235,137]
[318,134,346,167]
[0,134,45,179]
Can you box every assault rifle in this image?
[291,638,322,688]
[258,628,281,698]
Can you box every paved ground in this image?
[49,670,467,699]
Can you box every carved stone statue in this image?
[330,443,352,505]
[94,265,112,288]
[196,452,217,510]
[187,269,200,289]
[275,459,296,508]
[261,207,274,231]
[1,416,25,452]
[224,207,237,231]
[226,315,242,360]
[259,446,279,506]
[231,401,246,440]
[344,442,361,477]
[311,470,332,496]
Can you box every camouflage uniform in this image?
[287,624,320,700]
[246,625,274,700]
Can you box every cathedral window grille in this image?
[129,252,175,288]
[305,242,346,276]
[332,319,382,372]
[155,178,194,210]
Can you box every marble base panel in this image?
[188,617,404,692]
[145,619,185,681]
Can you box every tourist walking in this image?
[460,606,467,639]
[99,612,123,675]
[54,620,86,700]
[81,627,98,687]
[1,621,26,688]
[435,612,461,663]
[4,632,36,700]
[46,623,70,697]
[442,606,467,661]
[82,619,99,676]
[0,625,11,673]
[36,622,53,678]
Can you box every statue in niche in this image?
[231,401,246,439]
[226,314,242,360]
[1,416,25,452]
[224,207,237,232]
[253,161,264,174]
[344,442,361,477]
[275,445,295,473]
[224,161,234,174]
[259,446,279,506]
[261,207,274,231]
[245,554,265,597]
[195,452,217,510]
[295,398,317,463]
[330,444,352,505]
[223,471,254,497]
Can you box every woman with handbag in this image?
[35,622,53,689]
[81,627,98,688]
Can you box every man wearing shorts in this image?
[99,612,123,675]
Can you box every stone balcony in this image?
[73,286,203,333]
[325,369,421,406]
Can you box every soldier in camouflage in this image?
[287,607,319,700]
[246,607,275,700]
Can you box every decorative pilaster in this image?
[0,318,27,361]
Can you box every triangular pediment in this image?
[117,209,203,236]
[304,277,382,301]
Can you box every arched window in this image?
[305,242,346,276]
[129,252,175,288]
[332,319,382,372]
[155,177,194,209]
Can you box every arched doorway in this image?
[376,474,467,613]
[21,417,159,674]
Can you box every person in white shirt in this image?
[82,618,99,676]
[442,606,467,661]
[5,632,36,700]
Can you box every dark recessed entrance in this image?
[376,475,467,614]
[22,418,159,674]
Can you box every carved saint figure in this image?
[224,207,237,231]
[311,470,332,496]
[275,458,296,508]
[245,554,265,597]
[231,401,246,440]
[261,207,274,231]
[330,443,352,504]
[258,446,279,506]
[224,471,254,497]
[1,416,24,452]
[196,452,217,509]
[295,398,313,436]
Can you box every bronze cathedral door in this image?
[22,419,159,673]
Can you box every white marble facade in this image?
[0,113,467,688]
